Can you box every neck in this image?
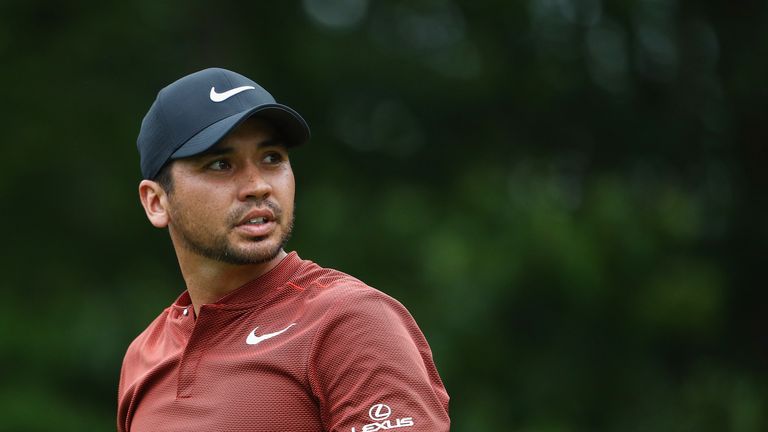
[174,248,288,317]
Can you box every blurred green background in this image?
[2,0,767,430]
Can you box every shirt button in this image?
[183,308,189,316]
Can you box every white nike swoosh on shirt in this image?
[209,85,256,102]
[246,323,296,345]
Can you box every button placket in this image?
[176,306,216,398]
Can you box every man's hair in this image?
[154,163,174,193]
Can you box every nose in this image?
[236,163,272,202]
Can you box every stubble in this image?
[169,199,294,265]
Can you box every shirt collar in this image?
[172,251,305,309]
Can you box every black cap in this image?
[137,68,310,179]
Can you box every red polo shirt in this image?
[117,252,450,431]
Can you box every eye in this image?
[207,160,231,171]
[262,151,285,165]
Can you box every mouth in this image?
[233,207,279,238]
[245,216,269,225]
[236,208,277,227]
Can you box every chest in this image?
[123,306,323,432]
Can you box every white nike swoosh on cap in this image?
[246,323,296,345]
[209,85,256,102]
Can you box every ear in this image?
[139,179,170,228]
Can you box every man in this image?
[117,68,450,432]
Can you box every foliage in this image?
[1,0,766,430]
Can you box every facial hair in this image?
[169,199,294,266]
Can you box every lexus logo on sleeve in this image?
[350,403,414,432]
[368,404,391,421]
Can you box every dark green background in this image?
[2,0,766,430]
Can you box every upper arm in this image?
[307,289,450,432]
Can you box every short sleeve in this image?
[307,288,450,432]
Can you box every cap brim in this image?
[170,103,310,160]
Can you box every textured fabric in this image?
[117,252,450,431]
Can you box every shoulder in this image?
[296,262,450,430]
[292,259,410,318]
[289,260,428,354]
